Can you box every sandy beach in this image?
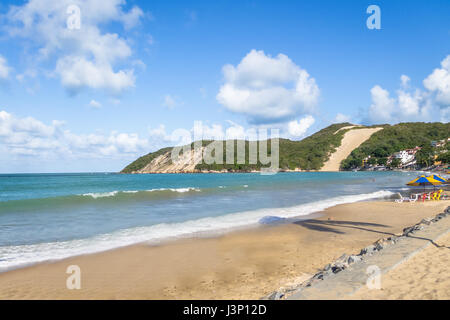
[0,199,448,300]
[351,230,450,300]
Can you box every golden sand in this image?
[320,127,383,171]
[351,231,450,300]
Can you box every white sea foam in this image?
[82,188,200,198]
[0,190,394,272]
[82,191,119,198]
[147,187,200,193]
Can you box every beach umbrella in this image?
[406,175,443,192]
[426,174,447,184]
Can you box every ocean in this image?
[0,171,418,272]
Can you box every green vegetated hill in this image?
[121,122,353,173]
[121,147,173,174]
[121,122,449,173]
[341,122,450,170]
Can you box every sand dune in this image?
[320,127,383,172]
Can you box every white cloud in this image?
[397,89,422,117]
[333,113,352,123]
[287,115,315,137]
[217,50,320,124]
[400,75,410,89]
[89,100,102,108]
[368,85,396,123]
[5,0,143,94]
[0,110,150,159]
[56,56,135,94]
[121,6,144,30]
[0,110,318,168]
[0,55,11,79]
[423,55,450,107]
[367,56,450,124]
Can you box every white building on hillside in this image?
[393,150,415,164]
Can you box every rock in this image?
[267,291,284,300]
[360,245,376,255]
[420,219,432,225]
[375,242,384,251]
[323,264,331,271]
[313,272,325,280]
[332,262,346,274]
[403,227,414,236]
[347,255,362,264]
[336,254,348,263]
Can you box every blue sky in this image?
[0,0,449,173]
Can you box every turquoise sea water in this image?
[0,171,418,272]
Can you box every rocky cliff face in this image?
[133,146,206,173]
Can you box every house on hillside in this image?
[392,146,421,165]
[431,139,448,148]
[393,150,414,164]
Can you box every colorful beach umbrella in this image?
[406,175,443,191]
[427,174,447,184]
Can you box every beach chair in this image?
[422,192,432,202]
[395,193,419,203]
[434,189,443,200]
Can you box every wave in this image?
[0,190,394,273]
[0,187,204,212]
[81,188,200,199]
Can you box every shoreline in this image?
[0,190,395,274]
[0,199,448,299]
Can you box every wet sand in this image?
[0,200,448,300]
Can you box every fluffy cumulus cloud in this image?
[0,55,11,79]
[5,0,144,94]
[287,115,315,138]
[368,85,397,123]
[423,55,450,107]
[1,111,279,163]
[217,50,320,124]
[0,110,150,159]
[367,55,450,124]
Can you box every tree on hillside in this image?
[437,151,450,164]
[416,145,434,167]
[390,158,401,168]
[378,157,387,166]
[368,157,377,165]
